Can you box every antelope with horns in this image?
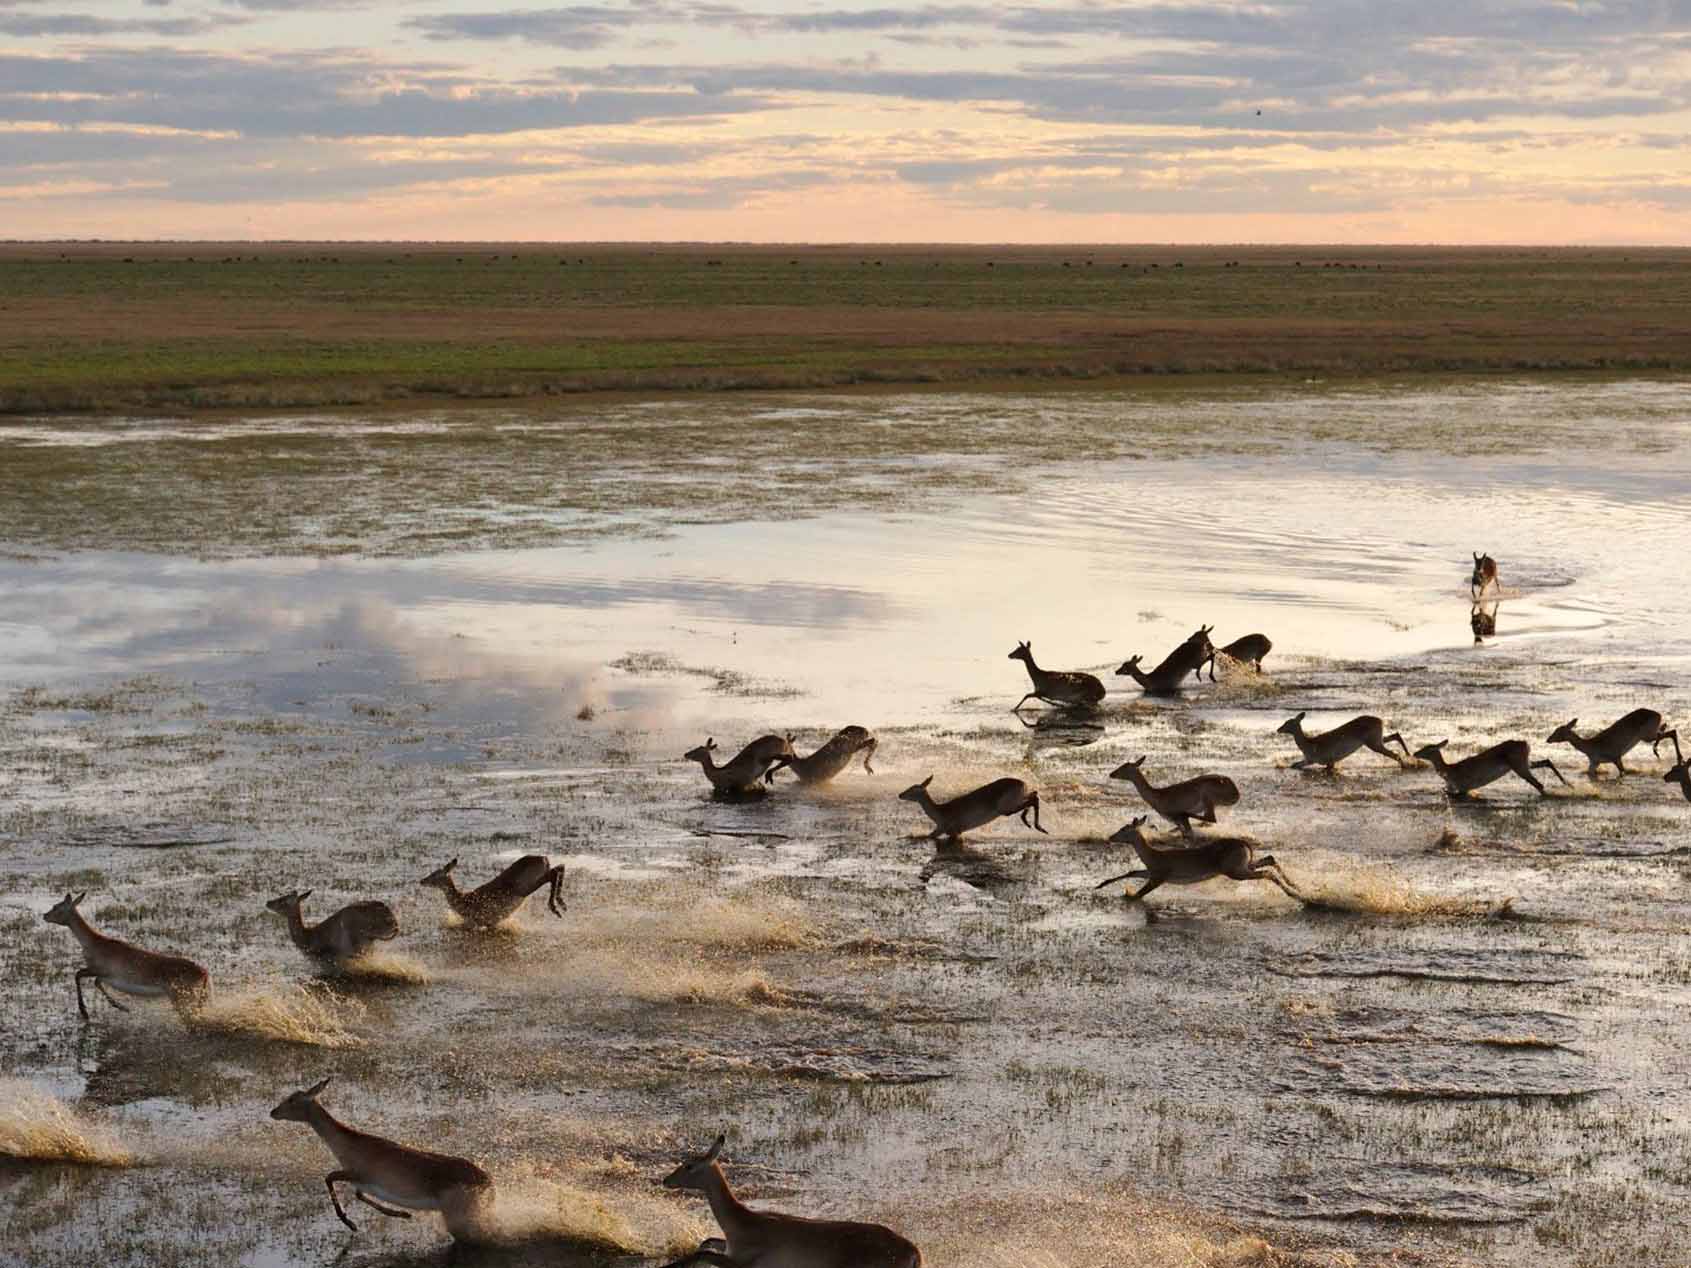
[1414,739,1569,799]
[419,855,564,929]
[898,775,1046,842]
[1117,625,1215,693]
[1199,633,1272,681]
[1547,709,1676,778]
[766,725,878,785]
[1094,815,1301,904]
[266,891,400,964]
[1008,640,1107,711]
[657,1134,922,1268]
[42,891,209,1021]
[1277,712,1413,771]
[1109,756,1239,836]
[686,734,796,796]
[270,1077,493,1242]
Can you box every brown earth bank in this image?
[2,243,1689,412]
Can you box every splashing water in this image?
[486,1160,710,1255]
[340,950,431,984]
[1291,861,1494,918]
[193,983,366,1048]
[0,1081,135,1167]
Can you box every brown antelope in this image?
[1109,756,1239,836]
[1093,816,1301,904]
[1546,709,1676,778]
[270,1077,493,1241]
[898,775,1046,841]
[1470,551,1499,600]
[1009,640,1106,710]
[1117,625,1215,693]
[1199,633,1272,680]
[419,855,565,929]
[686,734,796,796]
[1414,739,1568,798]
[766,725,877,785]
[657,1134,922,1268]
[1277,712,1412,771]
[1663,736,1690,801]
[42,891,209,1021]
[266,891,399,964]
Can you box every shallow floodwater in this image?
[3,380,1691,1267]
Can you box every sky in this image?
[3,1,1690,243]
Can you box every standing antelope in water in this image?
[419,855,565,929]
[42,891,209,1021]
[657,1134,922,1268]
[1470,552,1499,600]
[1277,712,1412,771]
[1470,552,1500,644]
[1008,640,1106,710]
[270,1077,493,1242]
[1414,739,1568,798]
[766,725,877,785]
[1117,625,1215,693]
[1547,710,1676,778]
[266,891,400,964]
[1109,756,1238,836]
[1199,633,1272,680]
[686,734,796,796]
[899,775,1046,841]
[1094,816,1301,904]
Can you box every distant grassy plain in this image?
[2,242,1689,411]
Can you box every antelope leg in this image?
[355,1191,412,1220]
[1094,869,1148,891]
[545,866,567,918]
[94,979,131,1012]
[325,1172,360,1232]
[1384,732,1413,758]
[1127,877,1166,903]
[73,968,96,1020]
[1531,758,1570,788]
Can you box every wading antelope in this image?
[266,891,399,964]
[42,891,209,1021]
[657,1134,922,1268]
[1546,710,1676,778]
[1277,712,1412,771]
[898,775,1046,841]
[1117,625,1215,693]
[1470,551,1499,600]
[1094,816,1301,904]
[270,1077,493,1241]
[1109,756,1239,836]
[1663,737,1691,801]
[419,855,565,929]
[1008,640,1106,710]
[767,725,877,785]
[1199,633,1272,681]
[1414,739,1569,799]
[686,734,796,795]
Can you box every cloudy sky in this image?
[4,1,1690,242]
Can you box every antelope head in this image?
[42,891,88,926]
[1115,654,1143,675]
[419,858,459,891]
[270,1077,332,1122]
[1412,739,1450,764]
[1108,814,1150,845]
[898,775,935,803]
[265,890,310,916]
[1008,640,1032,662]
[1107,756,1147,780]
[683,737,718,764]
[1276,711,1307,736]
[661,1133,726,1190]
[1546,718,1580,745]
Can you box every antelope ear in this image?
[707,737,717,750]
[706,1133,725,1160]
[298,889,312,903]
[921,775,933,788]
[1567,718,1578,729]
[1132,815,1146,826]
[446,857,458,871]
[73,890,87,905]
[306,1076,331,1098]
[1136,754,1147,765]
[1295,711,1306,720]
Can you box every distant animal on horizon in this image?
[1093,815,1301,905]
[42,891,210,1021]
[1277,712,1412,771]
[766,725,878,785]
[686,734,796,796]
[1415,739,1568,799]
[1009,640,1107,710]
[1547,710,1676,779]
[657,1133,922,1268]
[1117,625,1215,693]
[1199,632,1272,680]
[899,775,1046,842]
[1109,755,1239,835]
[270,1077,493,1242]
[419,856,565,929]
[266,890,399,964]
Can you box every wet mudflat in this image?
[2,379,1691,1267]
